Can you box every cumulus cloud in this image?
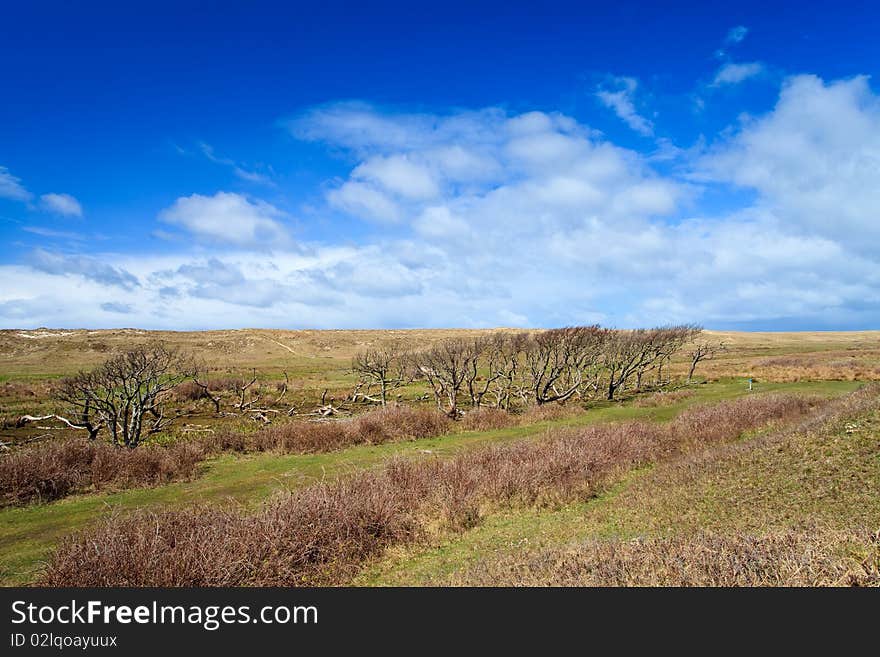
[353,155,439,200]
[0,166,32,201]
[712,61,764,86]
[696,74,880,250]
[596,77,654,136]
[158,191,291,247]
[327,181,402,222]
[40,192,83,217]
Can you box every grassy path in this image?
[0,379,859,585]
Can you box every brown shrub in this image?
[458,407,518,432]
[749,355,880,382]
[0,439,206,507]
[449,526,880,587]
[1,404,452,507]
[521,403,586,423]
[41,470,425,586]
[203,405,452,455]
[209,377,246,392]
[667,393,818,450]
[40,391,829,586]
[173,380,210,402]
[1,381,41,398]
[348,405,452,443]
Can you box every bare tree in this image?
[482,332,528,409]
[49,343,192,448]
[412,338,477,416]
[602,329,660,400]
[635,325,703,389]
[350,344,409,406]
[191,366,222,414]
[525,326,608,405]
[687,340,726,382]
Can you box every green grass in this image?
[356,380,876,586]
[0,379,861,585]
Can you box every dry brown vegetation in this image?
[39,392,820,586]
[748,353,880,382]
[203,404,452,455]
[0,404,453,507]
[0,439,205,506]
[452,526,879,586]
[435,384,880,587]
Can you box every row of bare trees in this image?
[15,327,725,448]
[352,326,725,416]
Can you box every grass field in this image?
[356,383,878,586]
[0,328,877,586]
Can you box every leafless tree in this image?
[191,367,222,414]
[412,338,477,416]
[43,343,192,448]
[635,325,703,389]
[459,334,516,408]
[350,344,409,406]
[524,326,608,405]
[602,329,658,400]
[687,340,726,382]
[483,332,529,409]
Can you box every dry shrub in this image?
[667,393,818,451]
[450,526,880,587]
[204,405,452,455]
[41,392,827,586]
[41,470,426,586]
[1,381,41,398]
[209,377,246,392]
[2,404,452,507]
[749,355,880,382]
[348,405,452,443]
[458,407,518,432]
[173,380,209,402]
[0,439,206,506]
[633,389,694,407]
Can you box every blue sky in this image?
[2,1,880,330]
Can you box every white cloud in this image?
[353,155,439,199]
[233,167,273,185]
[712,61,764,86]
[697,74,880,250]
[101,301,134,314]
[198,142,274,185]
[158,191,291,247]
[287,102,507,155]
[596,77,654,136]
[28,249,140,290]
[0,166,32,202]
[327,181,402,222]
[40,192,83,217]
[4,77,880,331]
